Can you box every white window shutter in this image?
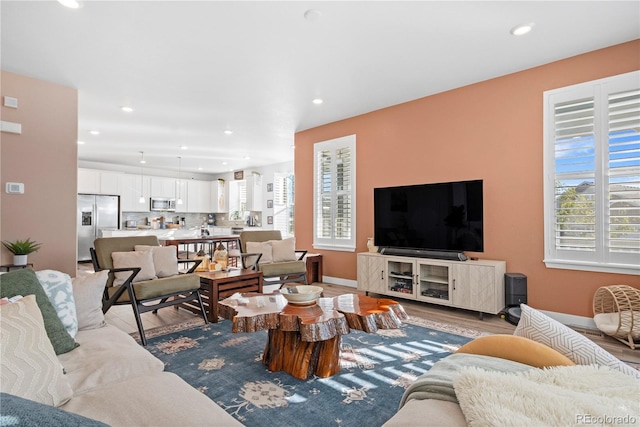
[313,135,356,251]
[544,71,640,274]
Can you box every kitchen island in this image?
[100,227,262,266]
[162,235,241,263]
[101,227,228,239]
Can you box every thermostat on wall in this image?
[6,182,24,194]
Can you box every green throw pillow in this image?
[0,269,78,355]
[0,393,108,427]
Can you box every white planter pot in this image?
[13,254,28,266]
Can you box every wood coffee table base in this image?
[263,329,342,380]
[218,293,406,380]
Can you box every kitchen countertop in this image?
[101,227,262,239]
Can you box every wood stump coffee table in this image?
[218,293,407,380]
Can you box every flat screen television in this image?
[374,180,483,254]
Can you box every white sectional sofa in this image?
[0,268,242,427]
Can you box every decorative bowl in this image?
[280,285,323,305]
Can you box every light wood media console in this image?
[357,252,506,319]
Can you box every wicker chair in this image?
[593,285,640,349]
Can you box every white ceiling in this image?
[2,1,639,176]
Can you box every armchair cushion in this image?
[271,237,297,262]
[134,245,179,278]
[111,250,157,285]
[260,260,306,276]
[246,241,273,264]
[106,274,201,303]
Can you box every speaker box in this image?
[505,273,527,307]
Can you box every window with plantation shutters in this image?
[313,135,356,251]
[273,172,294,237]
[544,71,639,274]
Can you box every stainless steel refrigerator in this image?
[77,194,120,261]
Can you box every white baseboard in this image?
[322,276,357,288]
[540,309,597,330]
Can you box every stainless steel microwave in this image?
[150,198,176,212]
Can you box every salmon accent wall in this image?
[294,40,640,318]
[1,71,78,276]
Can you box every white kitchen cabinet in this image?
[356,252,506,316]
[121,174,150,212]
[99,171,123,195]
[78,168,100,194]
[150,177,176,198]
[186,180,210,213]
[210,179,227,212]
[245,172,263,211]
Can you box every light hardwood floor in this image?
[92,269,640,366]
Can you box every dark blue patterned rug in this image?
[145,317,479,427]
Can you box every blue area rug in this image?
[146,317,477,427]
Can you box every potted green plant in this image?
[2,238,41,266]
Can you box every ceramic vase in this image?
[367,237,378,253]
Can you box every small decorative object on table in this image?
[1,238,41,266]
[213,242,229,270]
[367,237,378,253]
[279,285,324,305]
[194,245,210,272]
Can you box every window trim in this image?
[313,134,356,252]
[543,71,640,276]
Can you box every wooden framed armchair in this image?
[238,230,308,290]
[90,236,208,346]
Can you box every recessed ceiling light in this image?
[222,161,228,166]
[510,23,534,36]
[180,145,188,150]
[198,167,203,171]
[57,0,80,9]
[89,130,100,135]
[224,129,233,135]
[244,156,250,160]
[77,140,85,145]
[121,106,133,113]
[290,145,295,149]
[312,98,323,105]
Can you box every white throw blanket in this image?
[453,364,640,427]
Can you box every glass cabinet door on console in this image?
[385,256,416,297]
[416,261,452,304]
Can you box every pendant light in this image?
[176,156,184,205]
[138,151,146,204]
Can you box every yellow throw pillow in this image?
[455,334,575,368]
